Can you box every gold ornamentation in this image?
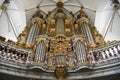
[32,17,44,26]
[55,66,67,80]
[55,10,66,19]
[56,1,64,7]
[76,17,90,26]
[36,37,49,47]
[79,10,86,17]
[65,16,74,26]
[90,26,106,48]
[1,5,6,11]
[73,37,86,46]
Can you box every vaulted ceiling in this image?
[21,0,100,23]
[0,0,120,41]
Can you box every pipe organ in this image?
[26,9,96,68]
[1,2,120,80]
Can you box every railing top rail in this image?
[0,41,32,54]
[91,41,120,52]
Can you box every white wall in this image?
[105,10,120,41]
[0,0,26,42]
[95,0,120,41]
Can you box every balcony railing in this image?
[88,41,120,64]
[0,40,120,70]
[0,41,32,64]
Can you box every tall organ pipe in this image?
[35,41,46,63]
[26,23,40,44]
[56,18,65,34]
[75,41,87,63]
[80,23,94,44]
[55,10,66,35]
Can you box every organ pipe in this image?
[75,41,87,63]
[35,41,46,63]
[26,23,40,44]
[56,18,65,34]
[80,23,94,44]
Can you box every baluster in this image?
[107,49,112,57]
[100,50,106,59]
[116,44,120,54]
[109,47,114,56]
[113,46,119,56]
[91,51,95,63]
[104,50,108,59]
[93,51,97,62]
[111,47,117,56]
[105,49,110,58]
[96,51,100,62]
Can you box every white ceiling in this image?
[20,0,100,12]
[19,0,103,23]
[0,0,120,41]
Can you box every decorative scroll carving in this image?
[65,16,74,26]
[36,37,49,48]
[90,26,106,48]
[56,1,64,7]
[49,35,72,53]
[76,17,90,27]
[32,17,44,26]
[55,66,67,80]
[17,26,31,44]
[0,36,6,41]
[46,12,56,36]
[72,35,86,47]
[65,14,75,36]
[55,9,66,19]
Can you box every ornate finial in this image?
[56,1,64,7]
[55,66,67,80]
[1,5,6,11]
[81,6,84,9]
[36,5,40,10]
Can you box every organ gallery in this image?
[0,0,120,80]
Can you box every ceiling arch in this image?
[19,0,101,24]
[0,0,120,41]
